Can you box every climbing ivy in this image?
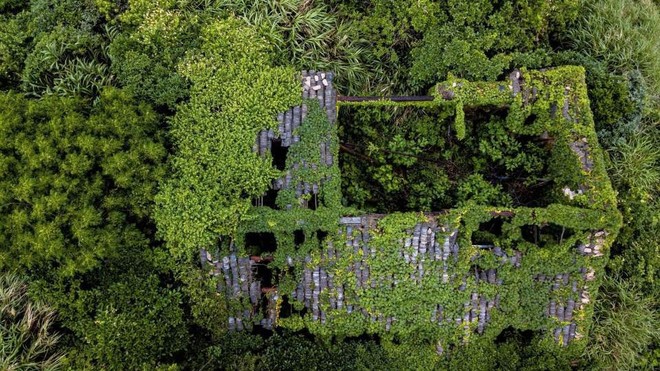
[154,18,300,259]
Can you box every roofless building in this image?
[201,67,620,354]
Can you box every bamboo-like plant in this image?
[213,0,368,94]
[0,273,64,370]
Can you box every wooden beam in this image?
[337,95,434,102]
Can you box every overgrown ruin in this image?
[202,67,621,356]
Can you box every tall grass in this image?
[608,127,660,200]
[569,0,660,100]
[585,275,660,370]
[0,274,64,370]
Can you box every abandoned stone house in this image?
[201,68,615,352]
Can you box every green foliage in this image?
[608,130,660,202]
[339,102,552,212]
[109,0,201,107]
[339,105,458,212]
[27,0,105,32]
[409,0,580,88]
[216,0,368,95]
[0,88,167,276]
[456,174,512,207]
[323,1,420,95]
[0,0,114,97]
[46,273,187,369]
[28,219,189,369]
[275,99,342,210]
[265,67,621,366]
[568,0,660,98]
[584,275,660,370]
[21,26,113,98]
[0,14,28,88]
[155,18,299,257]
[445,330,576,371]
[551,52,642,149]
[197,332,263,370]
[196,331,393,371]
[0,0,649,366]
[609,224,660,299]
[0,273,64,370]
[0,0,27,13]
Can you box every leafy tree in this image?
[0,88,167,276]
[0,87,189,368]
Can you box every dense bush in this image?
[21,26,113,98]
[325,0,579,94]
[0,88,166,276]
[38,271,188,369]
[196,332,394,371]
[0,13,27,88]
[339,106,548,212]
[108,0,201,108]
[217,0,368,95]
[0,0,113,97]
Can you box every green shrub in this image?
[27,0,105,32]
[21,26,113,98]
[610,225,660,298]
[0,273,64,370]
[0,88,167,276]
[216,0,368,95]
[0,14,28,89]
[409,0,580,89]
[54,274,188,369]
[108,0,201,108]
[0,0,113,97]
[456,174,512,207]
[196,332,394,371]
